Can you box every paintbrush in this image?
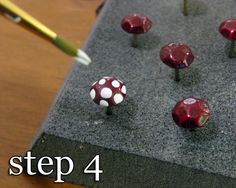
[0,0,92,65]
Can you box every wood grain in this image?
[0,0,102,187]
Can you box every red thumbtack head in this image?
[160,42,194,81]
[90,77,127,115]
[121,13,152,47]
[172,97,210,129]
[219,19,236,58]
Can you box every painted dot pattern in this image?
[99,79,106,85]
[100,88,113,99]
[90,77,126,107]
[100,100,109,107]
[90,89,96,100]
[112,80,120,88]
[184,98,196,105]
[121,85,126,94]
[114,93,123,104]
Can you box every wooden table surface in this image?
[0,0,102,187]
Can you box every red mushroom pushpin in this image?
[160,42,194,81]
[90,77,127,115]
[172,97,210,129]
[219,19,236,58]
[121,13,152,47]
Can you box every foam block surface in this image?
[29,0,236,187]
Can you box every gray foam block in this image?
[28,0,236,187]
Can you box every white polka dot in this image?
[113,93,124,104]
[99,100,109,107]
[100,88,112,98]
[121,86,126,94]
[90,89,96,99]
[184,98,196,105]
[112,80,120,88]
[99,79,106,85]
[92,81,97,86]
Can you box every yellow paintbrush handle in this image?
[0,0,57,39]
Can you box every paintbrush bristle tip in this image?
[76,49,92,65]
